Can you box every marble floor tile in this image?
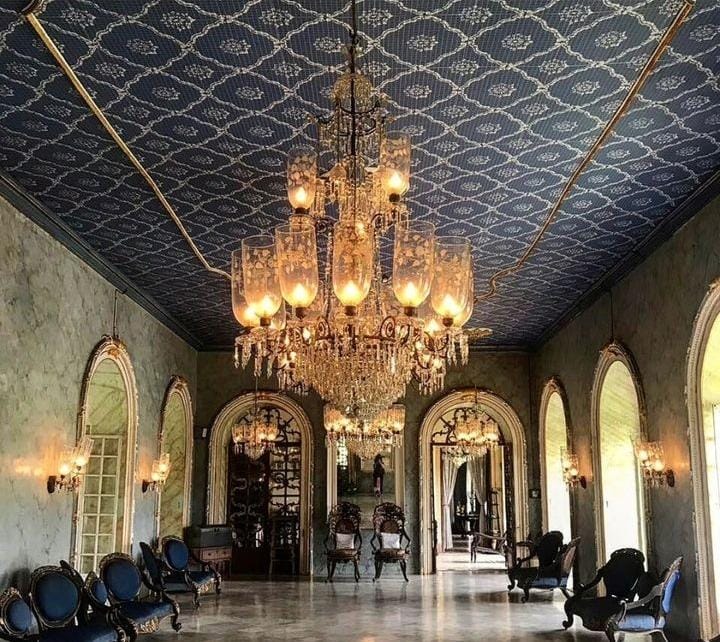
[144,571,660,641]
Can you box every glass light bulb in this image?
[380,135,411,200]
[393,220,435,311]
[276,222,319,312]
[332,223,373,311]
[231,249,261,328]
[431,236,471,323]
[58,462,72,477]
[287,147,317,211]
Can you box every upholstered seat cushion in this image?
[376,548,407,560]
[39,624,118,642]
[618,613,664,632]
[327,548,359,561]
[569,596,624,631]
[530,576,564,589]
[117,600,173,625]
[163,570,216,592]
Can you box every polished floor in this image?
[143,569,655,642]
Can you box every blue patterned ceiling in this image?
[0,0,718,348]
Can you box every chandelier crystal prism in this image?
[232,0,484,419]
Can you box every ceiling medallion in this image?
[231,0,487,422]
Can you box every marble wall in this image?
[192,350,535,576]
[531,193,720,640]
[0,196,197,586]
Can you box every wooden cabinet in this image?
[191,546,233,577]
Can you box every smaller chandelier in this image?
[232,385,279,459]
[325,404,405,454]
[452,392,501,456]
[444,447,468,468]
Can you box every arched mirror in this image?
[157,377,193,540]
[540,380,572,539]
[592,344,647,565]
[73,337,138,574]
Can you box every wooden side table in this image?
[191,545,233,578]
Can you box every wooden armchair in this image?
[563,548,646,637]
[325,502,362,582]
[470,530,507,563]
[507,531,564,602]
[609,556,682,642]
[370,502,410,582]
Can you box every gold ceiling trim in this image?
[475,0,695,302]
[22,1,231,281]
[22,1,693,298]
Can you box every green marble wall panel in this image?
[0,196,197,585]
[531,194,720,640]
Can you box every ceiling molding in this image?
[0,170,203,350]
[534,170,720,349]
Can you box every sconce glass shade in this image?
[633,439,670,483]
[241,235,283,323]
[151,453,171,483]
[332,222,374,311]
[231,249,261,328]
[393,221,435,311]
[73,436,94,469]
[431,236,472,322]
[58,448,74,477]
[287,146,317,212]
[276,222,319,312]
[380,135,411,200]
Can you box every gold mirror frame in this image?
[155,376,194,540]
[70,335,138,566]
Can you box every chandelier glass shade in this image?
[232,3,477,416]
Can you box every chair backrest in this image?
[559,538,580,577]
[140,542,164,584]
[329,502,361,535]
[602,548,645,599]
[100,553,142,603]
[660,557,683,616]
[372,502,405,534]
[535,531,564,567]
[29,565,81,629]
[0,588,35,638]
[162,537,191,573]
[85,572,109,608]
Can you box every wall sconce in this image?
[142,453,171,493]
[47,436,94,494]
[634,439,675,488]
[561,448,587,489]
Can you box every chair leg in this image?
[373,559,383,582]
[507,578,516,592]
[170,597,182,632]
[604,624,617,642]
[560,588,570,599]
[353,559,360,583]
[192,587,200,609]
[214,571,222,595]
[400,561,409,582]
[327,560,337,583]
[562,601,574,630]
[521,586,530,603]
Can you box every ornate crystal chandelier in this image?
[231,380,279,459]
[325,403,405,457]
[231,0,485,418]
[452,392,501,457]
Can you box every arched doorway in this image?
[419,389,528,575]
[539,378,572,539]
[591,343,648,567]
[157,377,193,540]
[688,280,720,639]
[207,392,313,575]
[72,336,138,573]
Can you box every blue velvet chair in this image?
[563,548,646,640]
[160,538,221,606]
[609,556,683,642]
[0,588,36,640]
[99,553,180,640]
[508,535,580,603]
[28,565,125,642]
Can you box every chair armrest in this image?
[187,549,217,574]
[624,584,663,612]
[370,533,380,552]
[401,528,412,553]
[574,572,603,597]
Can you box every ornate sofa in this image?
[563,548,646,638]
[99,553,180,639]
[370,502,410,582]
[325,502,362,582]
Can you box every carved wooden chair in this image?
[563,548,646,638]
[325,502,362,582]
[99,553,180,640]
[507,530,564,601]
[470,530,507,563]
[509,535,580,603]
[370,502,410,582]
[609,556,683,642]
